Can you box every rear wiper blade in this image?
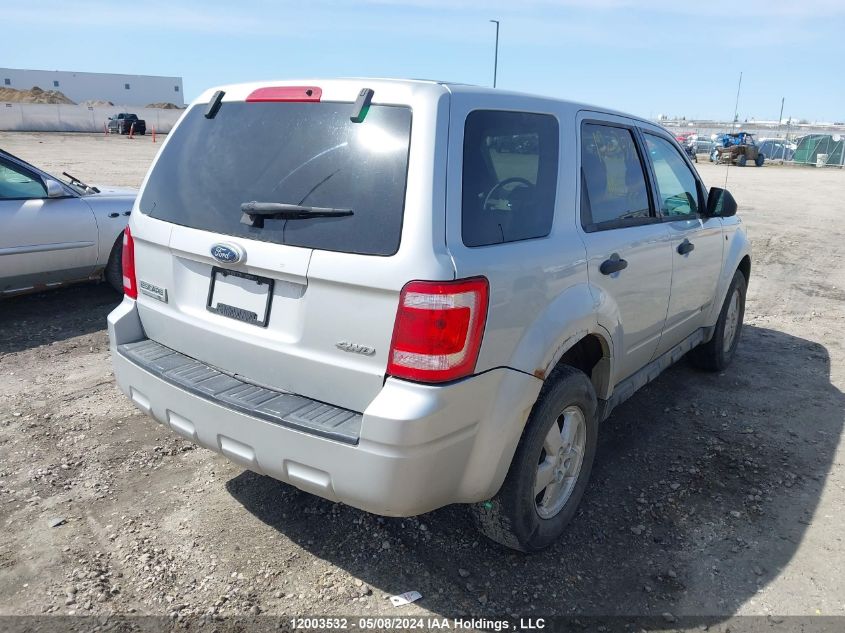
[62,171,99,193]
[240,201,353,228]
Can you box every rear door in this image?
[577,115,673,384]
[130,82,451,413]
[640,131,723,356]
[0,157,98,294]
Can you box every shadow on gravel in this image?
[227,325,844,618]
[0,284,119,354]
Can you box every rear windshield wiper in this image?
[62,171,99,193]
[240,201,353,228]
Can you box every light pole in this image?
[733,71,743,123]
[489,19,499,88]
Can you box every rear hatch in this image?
[130,82,442,413]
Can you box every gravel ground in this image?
[1,133,844,627]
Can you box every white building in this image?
[0,68,184,107]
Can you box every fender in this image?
[461,282,615,499]
[705,218,751,326]
[82,194,134,267]
[507,282,615,400]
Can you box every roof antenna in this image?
[205,90,225,119]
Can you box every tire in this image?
[755,153,765,167]
[689,269,747,371]
[737,154,747,167]
[104,233,124,293]
[471,366,598,552]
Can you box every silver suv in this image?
[109,79,750,551]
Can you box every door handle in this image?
[677,239,695,255]
[108,212,120,218]
[600,253,628,275]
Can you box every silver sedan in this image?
[0,149,136,297]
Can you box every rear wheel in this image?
[689,269,747,371]
[737,154,747,167]
[104,233,124,293]
[471,366,598,552]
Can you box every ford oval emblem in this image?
[210,243,244,264]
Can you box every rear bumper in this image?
[108,298,542,516]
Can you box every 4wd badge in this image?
[336,341,376,356]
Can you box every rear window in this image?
[580,122,652,230]
[139,101,412,256]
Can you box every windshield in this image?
[139,101,412,256]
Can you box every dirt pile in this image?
[145,102,183,109]
[80,99,114,107]
[0,86,76,104]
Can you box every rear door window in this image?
[461,110,559,247]
[580,122,653,231]
[139,101,412,256]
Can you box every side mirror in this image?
[706,187,737,218]
[45,179,65,198]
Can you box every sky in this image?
[2,0,843,122]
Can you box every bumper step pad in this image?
[118,339,362,444]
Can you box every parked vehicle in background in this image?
[0,149,135,296]
[694,138,716,155]
[714,132,764,166]
[109,79,750,551]
[758,139,795,161]
[682,139,698,162]
[107,113,146,135]
[709,134,731,161]
[673,135,698,162]
[672,134,713,159]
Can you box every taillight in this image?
[387,278,489,383]
[122,226,137,299]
